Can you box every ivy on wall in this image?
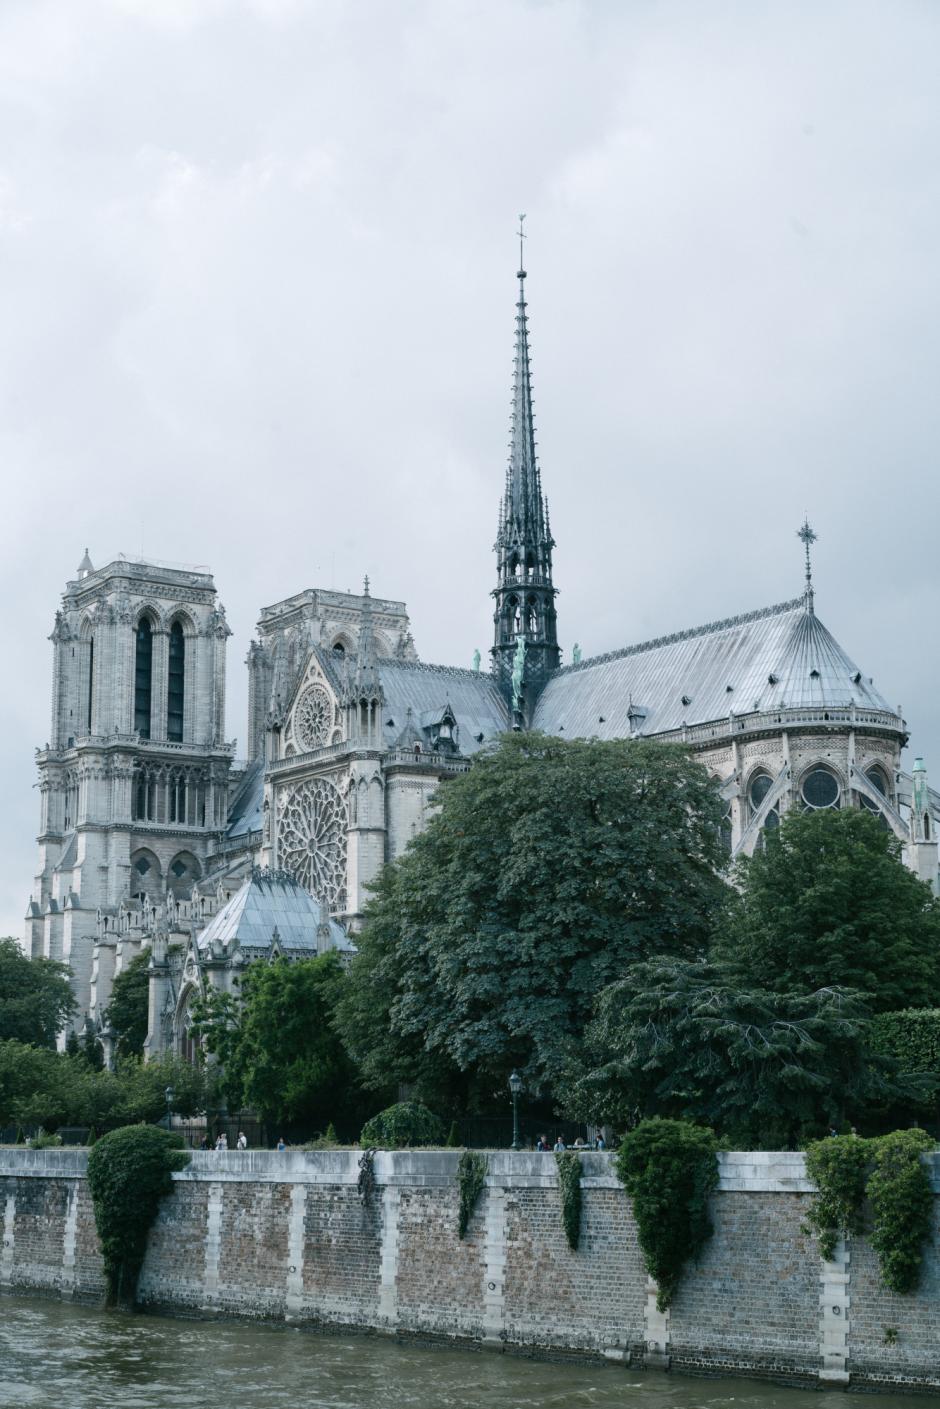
[456,1151,487,1239]
[616,1117,719,1310]
[804,1128,936,1294]
[555,1152,583,1251]
[86,1125,189,1308]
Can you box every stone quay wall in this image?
[1,1147,939,1392]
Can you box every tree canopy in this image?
[192,952,362,1132]
[562,957,919,1147]
[103,949,151,1058]
[337,733,728,1103]
[716,809,940,1012]
[0,937,75,1049]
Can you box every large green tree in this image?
[715,809,940,1011]
[192,953,361,1131]
[0,937,75,1048]
[562,958,919,1146]
[103,949,151,1058]
[337,733,727,1102]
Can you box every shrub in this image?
[616,1117,719,1310]
[457,1151,487,1239]
[445,1120,461,1148]
[556,1151,582,1251]
[804,1135,870,1261]
[359,1101,445,1148]
[87,1125,189,1307]
[29,1129,62,1149]
[867,1128,935,1294]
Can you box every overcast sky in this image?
[3,0,940,936]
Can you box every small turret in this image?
[76,548,94,581]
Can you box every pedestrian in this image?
[236,1131,247,1150]
[535,1134,548,1152]
[553,1135,566,1152]
[595,1133,606,1151]
[277,1136,286,1151]
[215,1132,228,1152]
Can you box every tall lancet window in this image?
[135,619,153,738]
[86,637,94,732]
[167,621,185,742]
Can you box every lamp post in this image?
[165,1085,175,1133]
[508,1069,523,1151]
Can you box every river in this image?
[0,1296,930,1409]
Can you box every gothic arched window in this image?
[167,621,185,742]
[86,636,94,732]
[135,618,153,738]
[802,767,840,810]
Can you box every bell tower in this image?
[491,218,560,720]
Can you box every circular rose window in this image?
[294,685,332,751]
[802,768,840,809]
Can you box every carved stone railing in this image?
[654,704,905,751]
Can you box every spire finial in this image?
[797,517,817,613]
[517,212,527,279]
[363,574,370,597]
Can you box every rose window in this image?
[276,777,347,907]
[294,684,333,751]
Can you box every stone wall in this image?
[1,1148,939,1392]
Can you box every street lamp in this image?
[165,1085,175,1133]
[508,1069,523,1151]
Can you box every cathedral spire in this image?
[491,218,560,712]
[798,517,817,616]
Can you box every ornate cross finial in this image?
[517,212,527,278]
[362,574,370,597]
[797,517,817,612]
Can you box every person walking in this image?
[277,1136,286,1151]
[215,1132,228,1152]
[236,1131,247,1150]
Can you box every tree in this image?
[562,958,919,1147]
[337,734,727,1103]
[103,949,151,1058]
[194,954,361,1131]
[716,810,940,1012]
[0,937,75,1048]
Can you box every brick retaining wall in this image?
[0,1148,938,1392]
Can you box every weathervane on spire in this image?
[517,213,527,278]
[797,517,817,611]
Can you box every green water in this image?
[0,1296,930,1409]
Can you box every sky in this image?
[2,0,940,936]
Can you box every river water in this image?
[0,1296,929,1409]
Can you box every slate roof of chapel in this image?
[532,597,896,741]
[375,658,511,754]
[195,870,353,954]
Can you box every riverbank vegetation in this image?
[4,736,940,1157]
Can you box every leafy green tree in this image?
[716,810,940,1012]
[0,937,75,1048]
[563,958,918,1147]
[112,1056,205,1124]
[194,954,361,1130]
[337,734,727,1102]
[0,1040,79,1130]
[103,950,151,1058]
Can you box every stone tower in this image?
[491,225,560,720]
[25,552,234,1032]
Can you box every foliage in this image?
[0,937,76,1049]
[357,1147,376,1207]
[716,810,940,1014]
[555,1151,582,1251]
[87,1125,189,1307]
[29,1130,62,1149]
[871,1009,940,1076]
[360,1101,445,1148]
[867,1128,935,1294]
[445,1120,461,1148]
[562,959,917,1148]
[616,1118,719,1310]
[103,950,151,1058]
[337,734,728,1104]
[191,954,362,1130]
[66,1028,104,1072]
[0,1040,204,1133]
[803,1135,870,1261]
[457,1150,488,1239]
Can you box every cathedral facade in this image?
[25,254,940,1058]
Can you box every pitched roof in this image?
[376,659,510,755]
[224,758,265,840]
[195,869,353,955]
[532,599,895,741]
